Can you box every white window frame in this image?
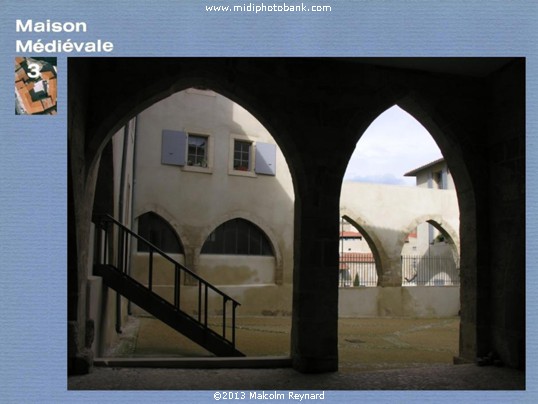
[229,134,256,177]
[183,130,213,174]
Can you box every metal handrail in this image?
[92,213,240,347]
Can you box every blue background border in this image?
[0,0,536,402]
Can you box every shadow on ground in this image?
[106,315,460,372]
[69,316,525,391]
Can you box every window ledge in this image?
[229,169,257,178]
[182,165,213,174]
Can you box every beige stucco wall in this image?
[131,89,295,316]
[339,286,460,318]
[340,181,459,286]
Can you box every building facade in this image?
[131,88,295,317]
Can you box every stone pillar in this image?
[289,142,342,372]
[378,256,402,287]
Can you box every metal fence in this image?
[338,253,460,288]
[401,255,460,286]
[339,253,378,287]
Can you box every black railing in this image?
[338,253,460,288]
[401,255,460,286]
[92,213,240,348]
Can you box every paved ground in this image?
[68,315,525,391]
[102,315,461,372]
[68,363,525,391]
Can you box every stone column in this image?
[290,153,342,372]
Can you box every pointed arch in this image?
[201,218,274,256]
[340,213,384,285]
[401,215,460,259]
[136,211,184,254]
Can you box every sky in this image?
[344,105,443,187]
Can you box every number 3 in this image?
[27,63,41,79]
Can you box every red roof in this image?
[339,252,375,263]
[340,231,362,238]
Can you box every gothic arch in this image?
[135,210,185,254]
[198,212,284,285]
[340,213,385,285]
[401,215,460,259]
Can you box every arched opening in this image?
[89,86,295,359]
[339,216,381,288]
[201,218,274,257]
[339,104,461,371]
[198,218,277,286]
[130,211,186,301]
[401,219,460,285]
[136,212,184,254]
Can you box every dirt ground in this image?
[108,315,460,373]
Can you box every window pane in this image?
[201,218,273,256]
[249,230,262,255]
[233,140,251,170]
[237,219,250,254]
[187,134,207,167]
[223,221,237,254]
[138,212,183,254]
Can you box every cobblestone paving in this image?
[68,364,524,390]
[70,315,525,391]
[106,315,461,372]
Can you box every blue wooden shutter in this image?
[161,130,186,166]
[255,142,276,176]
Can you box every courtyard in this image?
[105,315,460,373]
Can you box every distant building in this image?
[404,157,454,190]
[405,158,456,257]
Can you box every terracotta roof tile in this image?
[339,252,375,263]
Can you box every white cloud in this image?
[344,105,442,186]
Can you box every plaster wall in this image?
[339,286,460,318]
[340,181,459,286]
[130,89,295,316]
[133,90,294,250]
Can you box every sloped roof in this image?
[404,157,445,177]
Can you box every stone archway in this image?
[69,58,525,374]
